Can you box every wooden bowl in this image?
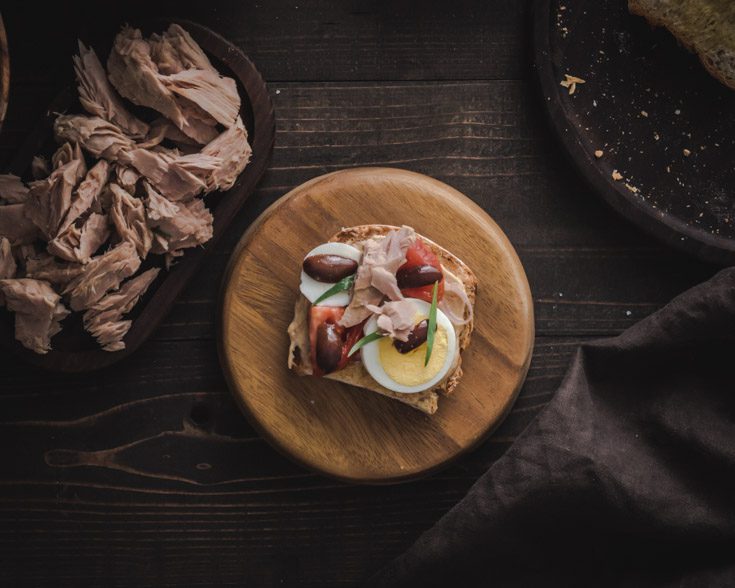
[0,14,9,131]
[0,20,275,371]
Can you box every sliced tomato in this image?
[403,238,439,268]
[309,306,345,377]
[339,320,367,368]
[400,282,444,303]
[398,239,444,303]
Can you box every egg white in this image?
[299,242,362,307]
[360,299,458,394]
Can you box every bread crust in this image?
[628,0,735,90]
[287,225,477,415]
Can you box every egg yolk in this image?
[378,327,448,387]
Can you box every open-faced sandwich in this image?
[287,225,476,415]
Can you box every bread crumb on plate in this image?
[560,74,585,95]
[612,170,623,181]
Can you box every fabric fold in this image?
[371,268,735,588]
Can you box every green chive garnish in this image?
[424,281,439,366]
[348,331,385,357]
[313,274,355,305]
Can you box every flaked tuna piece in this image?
[58,159,110,234]
[162,68,240,128]
[48,213,110,264]
[74,40,149,139]
[144,181,179,223]
[12,243,37,268]
[175,100,219,143]
[31,156,50,180]
[0,278,69,354]
[151,24,213,74]
[63,241,140,311]
[339,226,416,327]
[107,26,182,124]
[109,183,152,257]
[95,165,139,214]
[139,117,198,149]
[113,164,140,193]
[83,267,160,351]
[127,120,250,199]
[54,115,135,161]
[121,147,212,201]
[149,33,185,76]
[25,253,83,288]
[365,299,418,342]
[144,183,213,255]
[174,152,222,187]
[201,117,251,191]
[0,174,29,204]
[25,156,86,240]
[107,26,218,144]
[150,25,239,127]
[51,142,86,177]
[0,203,38,245]
[0,237,16,279]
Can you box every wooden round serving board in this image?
[219,168,534,484]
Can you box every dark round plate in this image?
[533,0,735,265]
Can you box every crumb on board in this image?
[594,150,604,158]
[560,74,586,95]
[666,165,671,173]
[654,132,660,141]
[640,110,648,117]
[624,183,639,193]
[683,148,691,157]
[612,170,623,181]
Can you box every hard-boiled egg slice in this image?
[299,242,362,307]
[360,299,458,394]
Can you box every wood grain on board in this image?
[219,168,534,482]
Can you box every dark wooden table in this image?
[0,1,718,586]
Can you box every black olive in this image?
[396,265,442,289]
[303,254,358,283]
[316,322,344,373]
[394,320,429,354]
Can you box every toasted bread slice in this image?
[287,225,477,415]
[629,0,735,90]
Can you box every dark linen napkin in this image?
[371,268,735,587]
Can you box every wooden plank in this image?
[0,82,714,349]
[0,1,529,84]
[0,8,718,582]
[0,336,576,586]
[5,80,717,253]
